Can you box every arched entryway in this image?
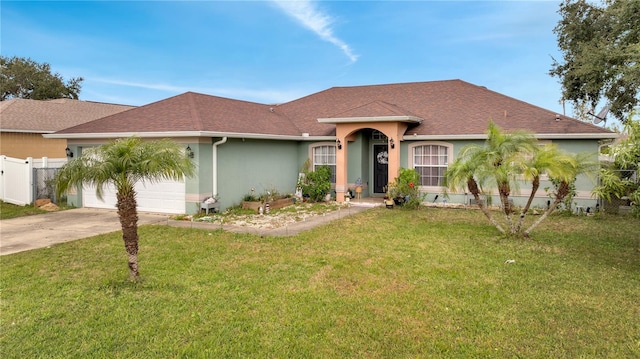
[318,116,423,202]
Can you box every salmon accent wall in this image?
[335,122,409,202]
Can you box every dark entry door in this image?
[373,145,389,193]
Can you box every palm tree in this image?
[482,122,537,230]
[445,121,537,234]
[523,152,597,237]
[444,144,507,234]
[56,137,195,280]
[445,121,596,237]
[515,144,576,232]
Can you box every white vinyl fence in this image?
[0,156,67,206]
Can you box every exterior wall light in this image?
[336,139,342,150]
[186,145,195,159]
[65,147,74,158]
[389,138,395,149]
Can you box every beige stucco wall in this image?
[0,132,67,158]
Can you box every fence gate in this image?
[0,156,32,205]
[33,168,61,204]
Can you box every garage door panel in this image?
[83,184,117,209]
[83,180,185,214]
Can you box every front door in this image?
[373,145,389,193]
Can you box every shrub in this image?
[243,192,259,202]
[387,168,424,209]
[301,165,332,202]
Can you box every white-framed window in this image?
[409,142,453,188]
[311,143,336,183]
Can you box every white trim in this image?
[403,133,618,141]
[44,131,335,141]
[1,129,54,134]
[44,131,617,141]
[318,116,423,124]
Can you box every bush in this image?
[387,168,424,209]
[243,192,259,202]
[301,165,332,202]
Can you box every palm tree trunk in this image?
[117,189,140,280]
[524,181,569,238]
[468,178,505,234]
[516,176,540,232]
[498,182,514,233]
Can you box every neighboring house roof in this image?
[49,80,615,139]
[0,98,135,133]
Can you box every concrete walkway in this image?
[0,201,380,256]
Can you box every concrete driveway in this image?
[0,208,170,256]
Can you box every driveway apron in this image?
[0,208,169,256]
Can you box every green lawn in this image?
[0,200,48,219]
[0,200,72,220]
[1,208,638,358]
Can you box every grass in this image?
[1,208,639,358]
[0,200,49,219]
[0,200,72,220]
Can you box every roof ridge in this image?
[330,79,464,90]
[186,92,205,131]
[184,91,269,106]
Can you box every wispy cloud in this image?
[92,77,190,93]
[90,76,304,104]
[272,0,358,63]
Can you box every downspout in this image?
[212,137,227,197]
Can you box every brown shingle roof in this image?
[0,98,134,133]
[51,80,612,138]
[329,100,422,119]
[278,79,611,136]
[57,92,303,136]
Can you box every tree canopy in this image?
[550,0,640,123]
[0,56,83,101]
[592,115,640,216]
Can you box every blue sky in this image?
[2,0,572,116]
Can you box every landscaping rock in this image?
[35,198,51,207]
[39,203,60,211]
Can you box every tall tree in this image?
[0,56,83,101]
[591,114,640,216]
[550,0,640,123]
[55,138,195,280]
[444,122,597,238]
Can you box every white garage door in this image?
[83,180,186,214]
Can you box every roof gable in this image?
[57,92,303,136]
[329,100,422,119]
